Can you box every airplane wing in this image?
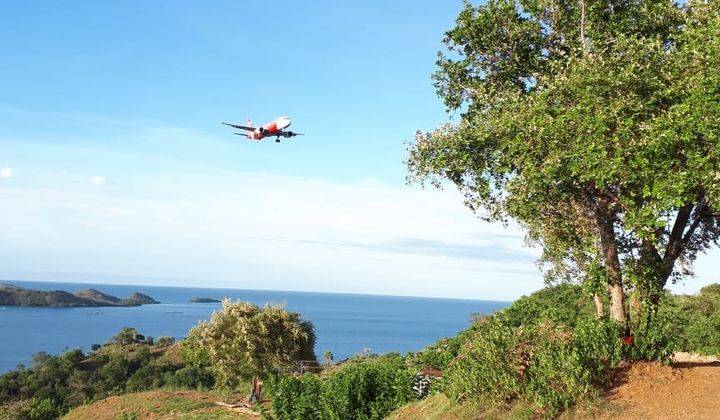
[222,122,255,131]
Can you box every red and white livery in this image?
[222,116,303,142]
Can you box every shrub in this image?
[272,374,327,420]
[187,300,317,388]
[627,303,680,362]
[0,397,61,420]
[443,316,621,413]
[323,355,415,419]
[163,366,215,390]
[683,313,720,356]
[410,336,464,371]
[503,284,594,329]
[112,327,142,345]
[271,355,415,420]
[156,336,176,347]
[443,317,525,406]
[524,320,621,411]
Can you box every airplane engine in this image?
[284,132,294,138]
[258,127,265,134]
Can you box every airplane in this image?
[221,116,303,142]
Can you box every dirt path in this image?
[602,359,720,419]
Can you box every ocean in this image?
[0,280,508,373]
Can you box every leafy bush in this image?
[443,316,621,412]
[272,374,327,419]
[163,366,215,390]
[0,328,202,417]
[676,284,720,356]
[186,300,317,387]
[409,336,464,371]
[156,336,176,347]
[271,355,415,420]
[504,284,594,329]
[683,313,720,356]
[443,317,524,406]
[524,319,621,411]
[0,397,61,420]
[627,301,681,362]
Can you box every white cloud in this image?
[90,176,106,186]
[0,166,14,179]
[0,170,543,299]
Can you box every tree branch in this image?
[662,202,693,266]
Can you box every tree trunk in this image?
[593,293,605,318]
[594,204,627,326]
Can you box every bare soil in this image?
[600,358,720,419]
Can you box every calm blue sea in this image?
[0,280,508,373]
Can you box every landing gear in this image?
[275,138,280,143]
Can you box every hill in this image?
[388,359,720,419]
[0,284,159,307]
[62,390,258,419]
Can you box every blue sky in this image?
[1,1,717,300]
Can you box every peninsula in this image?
[0,284,159,308]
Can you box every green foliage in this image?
[0,397,62,420]
[271,355,416,420]
[524,319,622,411]
[410,336,465,372]
[180,324,212,369]
[443,314,621,413]
[626,304,680,362]
[0,328,205,417]
[683,313,720,356]
[443,317,524,405]
[186,300,317,387]
[503,284,594,328]
[156,336,176,347]
[112,327,143,345]
[673,284,720,356]
[272,374,327,420]
[163,366,215,390]
[409,0,720,325]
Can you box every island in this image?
[0,284,159,307]
[189,297,221,303]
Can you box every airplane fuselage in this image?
[249,116,292,139]
[222,116,301,142]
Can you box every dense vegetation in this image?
[4,284,720,419]
[0,329,195,419]
[266,283,720,418]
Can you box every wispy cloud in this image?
[261,236,533,263]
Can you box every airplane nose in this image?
[277,117,292,129]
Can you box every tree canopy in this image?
[408,0,720,325]
[185,300,316,387]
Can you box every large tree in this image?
[408,0,720,326]
[186,300,316,398]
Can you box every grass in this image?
[63,390,258,420]
[386,393,482,420]
[387,391,616,419]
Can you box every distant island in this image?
[189,297,221,303]
[0,284,159,307]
